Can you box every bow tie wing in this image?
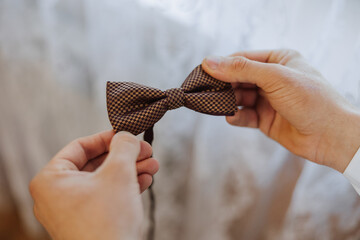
[181,65,237,116]
[107,82,168,135]
[184,90,236,115]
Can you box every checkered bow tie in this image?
[106,65,237,135]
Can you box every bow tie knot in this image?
[165,88,185,110]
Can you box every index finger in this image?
[230,49,302,64]
[230,50,275,63]
[49,130,115,171]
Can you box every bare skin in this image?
[202,49,360,172]
[29,131,159,240]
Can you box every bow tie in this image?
[106,65,237,135]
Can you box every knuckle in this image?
[29,172,61,199]
[29,176,40,198]
[33,204,40,220]
[282,48,302,58]
[230,57,248,71]
[70,138,82,148]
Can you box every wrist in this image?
[320,107,360,172]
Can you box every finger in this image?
[231,82,257,89]
[138,141,153,161]
[82,142,154,172]
[97,132,140,182]
[138,174,153,193]
[230,50,277,63]
[226,107,258,128]
[240,83,257,89]
[81,141,158,174]
[256,95,276,135]
[50,130,115,171]
[81,153,108,172]
[202,56,282,88]
[230,49,302,64]
[136,158,159,176]
[234,88,258,107]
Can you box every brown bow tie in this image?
[106,65,237,135]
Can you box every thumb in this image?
[202,56,282,88]
[97,131,140,183]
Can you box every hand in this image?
[29,131,159,240]
[202,49,360,172]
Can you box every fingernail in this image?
[117,131,131,136]
[205,56,222,70]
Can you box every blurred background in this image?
[1,0,360,239]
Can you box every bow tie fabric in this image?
[106,65,237,135]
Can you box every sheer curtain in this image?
[0,0,359,239]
